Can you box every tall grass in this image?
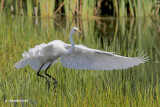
[135,0,144,17]
[27,0,33,17]
[39,0,55,17]
[0,15,160,106]
[143,0,153,16]
[119,0,126,17]
[128,0,134,17]
[0,0,158,17]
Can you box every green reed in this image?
[119,0,126,17]
[0,15,160,106]
[0,0,158,17]
[27,0,33,17]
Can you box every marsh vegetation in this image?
[0,0,160,106]
[0,15,160,106]
[0,0,159,17]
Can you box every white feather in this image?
[14,27,148,72]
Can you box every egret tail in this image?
[14,57,31,69]
[14,56,57,71]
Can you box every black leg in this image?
[37,63,50,90]
[44,62,58,89]
[44,62,56,81]
[37,63,44,78]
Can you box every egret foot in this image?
[53,79,58,92]
[45,78,50,90]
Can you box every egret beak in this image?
[76,29,82,33]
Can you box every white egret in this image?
[14,27,148,89]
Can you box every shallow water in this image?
[0,16,160,106]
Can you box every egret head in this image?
[71,27,81,34]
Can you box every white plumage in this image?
[14,27,148,71]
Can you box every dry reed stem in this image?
[55,2,65,14]
[20,0,24,16]
[1,0,5,14]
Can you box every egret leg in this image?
[44,62,58,89]
[37,64,50,90]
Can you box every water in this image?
[0,16,160,106]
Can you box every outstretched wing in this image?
[60,45,148,70]
[15,43,56,71]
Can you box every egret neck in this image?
[68,31,75,53]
